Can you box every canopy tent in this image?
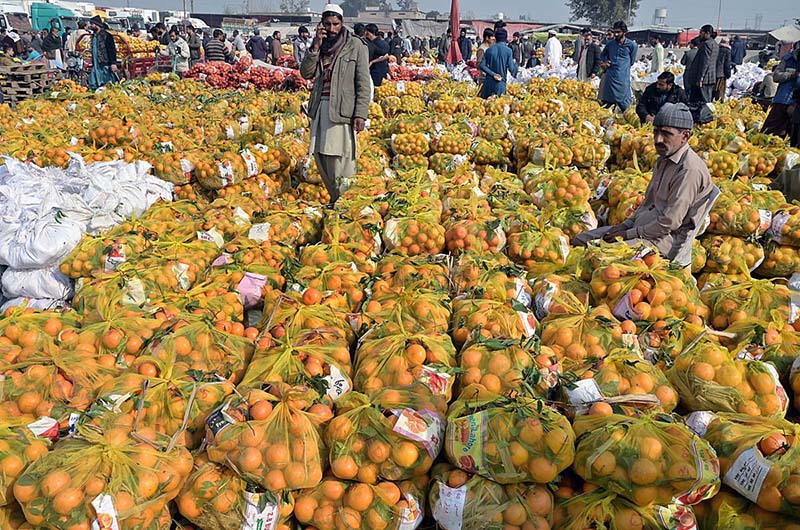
[471,20,542,38]
[400,19,449,38]
[766,24,800,45]
[445,0,462,63]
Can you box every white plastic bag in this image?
[1,266,74,300]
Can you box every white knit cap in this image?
[322,3,344,17]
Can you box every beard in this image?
[321,30,343,54]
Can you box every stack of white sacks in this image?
[0,155,173,311]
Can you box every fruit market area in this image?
[1,30,800,530]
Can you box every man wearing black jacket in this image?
[636,71,688,124]
[576,30,601,81]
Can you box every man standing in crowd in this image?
[437,28,451,63]
[684,24,719,105]
[715,37,732,101]
[761,41,800,138]
[599,21,638,110]
[232,30,246,55]
[270,31,283,64]
[572,29,585,63]
[402,32,412,56]
[62,27,71,49]
[731,35,746,67]
[576,29,601,82]
[681,37,699,67]
[389,30,404,63]
[636,71,688,123]
[152,23,170,46]
[509,32,523,66]
[87,16,117,90]
[294,26,311,66]
[522,35,534,67]
[650,35,664,74]
[186,26,204,67]
[42,26,62,64]
[458,28,472,62]
[479,27,518,98]
[163,28,190,77]
[544,30,562,69]
[575,103,717,268]
[246,29,267,61]
[475,28,494,82]
[204,29,230,62]
[365,23,389,87]
[300,4,370,205]
[30,30,43,53]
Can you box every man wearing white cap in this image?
[574,103,718,267]
[544,30,562,69]
[300,3,371,204]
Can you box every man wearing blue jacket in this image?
[479,28,518,99]
[762,42,800,138]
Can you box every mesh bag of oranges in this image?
[530,272,592,320]
[552,489,699,530]
[572,413,720,507]
[13,424,193,530]
[449,251,514,294]
[428,464,554,530]
[194,151,249,190]
[354,328,457,399]
[293,478,404,530]
[705,149,741,178]
[720,317,800,376]
[457,336,559,399]
[142,318,255,383]
[156,282,246,323]
[84,355,234,449]
[258,292,355,345]
[452,266,533,308]
[443,215,507,256]
[666,339,789,418]
[391,133,430,156]
[505,216,571,275]
[470,137,510,166]
[205,262,284,308]
[544,202,599,243]
[382,210,446,257]
[701,277,798,330]
[738,147,778,178]
[570,136,611,169]
[701,412,800,516]
[756,242,800,278]
[321,207,384,259]
[768,205,800,250]
[694,488,800,530]
[636,318,707,368]
[707,192,774,238]
[445,385,575,484]
[591,255,708,323]
[450,298,537,347]
[247,200,324,247]
[0,502,29,529]
[289,261,369,313]
[559,349,678,415]
[0,419,51,506]
[539,292,627,363]
[177,454,294,530]
[373,255,450,294]
[325,386,447,483]
[136,200,204,241]
[359,288,451,335]
[205,383,328,492]
[239,332,352,401]
[61,229,152,280]
[431,131,473,155]
[700,234,765,274]
[691,239,707,273]
[521,167,591,208]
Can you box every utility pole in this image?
[716,0,721,31]
[627,0,633,24]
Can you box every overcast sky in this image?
[114,0,796,30]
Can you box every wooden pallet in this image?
[0,64,63,106]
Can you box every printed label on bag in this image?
[218,160,235,187]
[248,223,271,243]
[533,279,558,320]
[393,409,445,458]
[517,311,536,337]
[655,504,698,530]
[723,446,771,503]
[122,278,147,306]
[447,411,487,476]
[567,379,603,411]
[324,364,351,400]
[27,416,59,441]
[212,253,233,268]
[758,210,773,234]
[593,177,612,200]
[237,273,268,308]
[103,243,127,272]
[612,292,643,321]
[790,292,800,324]
[684,411,715,438]
[91,494,120,530]
[514,278,532,307]
[432,483,467,530]
[419,366,452,397]
[239,116,250,135]
[179,158,194,180]
[241,149,259,177]
[205,401,241,437]
[768,211,789,244]
[399,493,423,530]
[764,363,789,413]
[273,118,284,135]
[242,490,280,530]
[172,263,191,291]
[197,228,225,248]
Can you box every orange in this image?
[284,461,308,489]
[588,402,613,416]
[345,483,374,511]
[264,444,290,469]
[238,447,263,473]
[249,400,273,421]
[321,479,346,501]
[630,458,659,485]
[331,455,358,480]
[294,496,318,523]
[376,482,401,505]
[41,469,71,497]
[591,451,616,476]
[53,487,84,515]
[391,441,419,467]
[367,440,391,464]
[637,437,663,460]
[528,457,558,483]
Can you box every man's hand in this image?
[645,115,654,123]
[493,74,502,81]
[354,118,366,132]
[312,24,326,51]
[602,225,628,242]
[110,64,118,73]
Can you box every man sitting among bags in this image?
[574,103,719,267]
